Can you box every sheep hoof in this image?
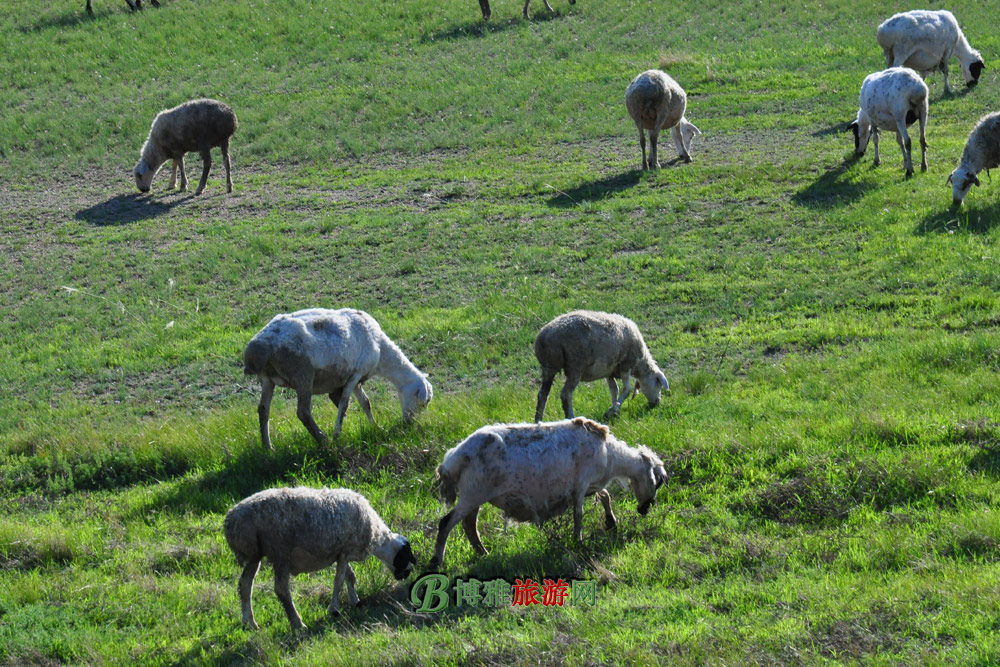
[605,518,617,530]
[905,170,914,179]
[683,155,692,164]
[329,609,341,618]
[602,407,620,420]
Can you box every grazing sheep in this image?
[877,10,985,96]
[243,308,432,449]
[224,487,416,630]
[428,417,667,568]
[534,310,669,422]
[477,0,575,19]
[133,98,237,195]
[625,69,701,170]
[947,112,1000,207]
[86,0,159,14]
[848,67,929,177]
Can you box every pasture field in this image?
[4,0,1000,663]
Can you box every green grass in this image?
[4,0,1000,663]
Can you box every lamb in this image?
[625,69,701,170]
[223,486,416,630]
[428,417,667,568]
[877,10,985,96]
[477,0,575,20]
[848,67,929,178]
[534,310,669,423]
[947,112,1000,207]
[243,308,432,449]
[133,98,237,195]
[86,0,159,14]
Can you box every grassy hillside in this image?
[3,0,1000,663]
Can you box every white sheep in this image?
[243,308,432,449]
[477,0,575,20]
[877,10,985,96]
[534,310,669,422]
[947,112,1000,207]
[848,67,929,178]
[223,486,416,630]
[133,98,237,195]
[625,69,700,170]
[428,417,667,568]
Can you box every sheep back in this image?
[625,70,686,132]
[145,98,238,161]
[534,310,649,381]
[962,113,1000,171]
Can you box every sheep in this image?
[477,0,575,20]
[533,310,669,423]
[133,98,237,195]
[877,10,985,96]
[223,486,416,630]
[86,0,159,14]
[625,69,701,170]
[243,308,432,449]
[428,417,667,568]
[947,112,1000,207]
[848,67,928,178]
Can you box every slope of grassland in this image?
[3,0,1000,663]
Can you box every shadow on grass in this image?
[791,159,878,209]
[546,170,643,208]
[811,121,854,137]
[75,192,191,226]
[914,198,1000,235]
[421,10,563,43]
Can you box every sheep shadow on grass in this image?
[546,171,643,208]
[791,159,879,209]
[421,10,562,43]
[75,192,190,226]
[915,198,1000,235]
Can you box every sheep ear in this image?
[973,175,981,187]
[657,372,669,390]
[946,173,953,185]
[847,121,858,132]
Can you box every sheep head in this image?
[948,166,980,207]
[848,118,873,157]
[399,376,432,422]
[133,161,157,192]
[633,362,669,408]
[964,57,985,88]
[631,445,667,516]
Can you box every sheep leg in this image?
[353,386,375,423]
[195,148,212,195]
[238,558,261,630]
[462,507,488,555]
[167,160,179,190]
[542,0,555,11]
[636,124,648,170]
[918,111,928,172]
[86,0,94,14]
[345,564,359,607]
[670,124,692,163]
[478,0,491,19]
[331,373,364,439]
[535,368,558,422]
[257,378,275,450]
[328,559,355,616]
[559,374,581,419]
[221,138,233,193]
[177,155,188,192]
[429,503,477,568]
[941,60,952,95]
[871,128,881,167]
[125,0,139,10]
[572,492,586,543]
[596,489,617,530]
[150,0,160,6]
[895,126,913,177]
[273,566,305,630]
[602,378,620,420]
[522,0,531,17]
[295,391,328,444]
[604,374,632,419]
[648,129,660,170]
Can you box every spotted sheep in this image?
[848,67,929,178]
[428,418,667,568]
[877,10,985,96]
[948,112,1000,207]
[223,486,416,630]
[243,308,432,449]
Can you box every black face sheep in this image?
[534,310,669,422]
[86,0,159,14]
[625,69,701,170]
[428,418,667,568]
[877,10,985,96]
[243,308,432,449]
[848,67,928,178]
[223,487,416,630]
[133,98,237,195]
[477,0,576,20]
[948,112,1000,208]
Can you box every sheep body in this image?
[877,10,984,95]
[849,67,928,177]
[948,112,1000,207]
[534,310,668,422]
[477,0,575,19]
[133,98,237,195]
[625,70,700,169]
[243,308,432,449]
[428,417,667,568]
[223,486,415,630]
